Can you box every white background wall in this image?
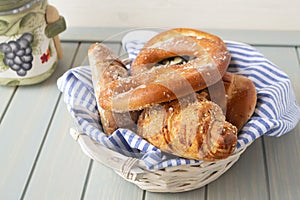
[48,0,300,31]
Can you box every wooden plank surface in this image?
[81,42,146,199]
[0,30,299,200]
[0,42,78,200]
[72,42,91,67]
[264,125,300,200]
[0,86,15,122]
[207,138,269,200]
[83,162,144,200]
[23,97,90,200]
[254,46,300,200]
[22,42,92,200]
[61,27,300,46]
[145,187,205,200]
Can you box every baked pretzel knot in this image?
[98,28,231,112]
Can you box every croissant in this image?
[137,93,238,161]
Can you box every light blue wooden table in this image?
[0,28,300,200]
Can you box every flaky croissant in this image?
[137,93,238,161]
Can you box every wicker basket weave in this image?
[57,34,300,193]
[70,127,250,193]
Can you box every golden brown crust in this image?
[97,28,231,112]
[131,28,230,75]
[99,109,139,135]
[200,72,257,131]
[224,73,257,130]
[144,28,225,47]
[137,93,238,161]
[136,72,256,161]
[88,43,139,135]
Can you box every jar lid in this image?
[0,0,42,14]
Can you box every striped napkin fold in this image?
[57,31,300,170]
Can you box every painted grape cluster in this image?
[0,33,34,76]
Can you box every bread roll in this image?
[88,43,139,135]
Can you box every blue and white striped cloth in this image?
[57,31,300,170]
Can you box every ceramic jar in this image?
[0,0,66,86]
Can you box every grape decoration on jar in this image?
[0,0,66,86]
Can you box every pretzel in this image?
[97,28,231,112]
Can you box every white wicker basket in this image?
[57,37,300,193]
[70,127,250,193]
